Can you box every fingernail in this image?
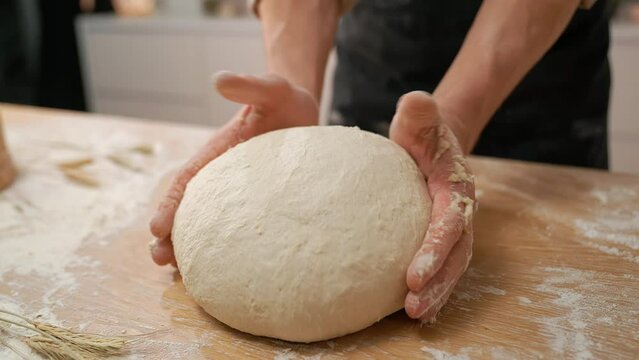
[405,292,421,315]
[212,70,234,84]
[415,253,435,276]
[148,238,159,252]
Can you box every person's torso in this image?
[331,0,610,139]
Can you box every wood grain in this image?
[0,104,637,359]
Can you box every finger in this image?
[406,186,471,292]
[406,150,474,291]
[149,156,208,240]
[149,108,252,240]
[390,92,475,291]
[150,236,177,266]
[214,71,291,109]
[389,91,440,163]
[391,91,465,176]
[404,231,472,321]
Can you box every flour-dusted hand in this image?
[149,72,319,266]
[389,91,476,322]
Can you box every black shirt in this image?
[331,0,610,169]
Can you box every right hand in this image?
[149,71,319,266]
[0,120,16,190]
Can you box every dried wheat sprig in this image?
[25,335,99,360]
[33,322,126,356]
[0,314,85,360]
[0,309,141,359]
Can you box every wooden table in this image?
[1,104,638,359]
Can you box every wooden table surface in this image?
[0,104,638,359]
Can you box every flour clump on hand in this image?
[172,126,431,342]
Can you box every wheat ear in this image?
[33,322,126,356]
[0,313,85,360]
[0,309,137,359]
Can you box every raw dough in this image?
[172,126,431,342]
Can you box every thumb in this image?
[214,71,291,109]
[389,91,441,156]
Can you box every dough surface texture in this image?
[172,126,431,342]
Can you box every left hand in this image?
[0,120,16,190]
[389,91,476,323]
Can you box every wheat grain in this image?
[25,336,98,360]
[61,167,100,187]
[34,322,126,356]
[0,309,132,359]
[0,315,85,360]
[56,157,94,169]
[107,153,142,172]
[129,144,154,155]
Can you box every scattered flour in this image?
[474,285,506,296]
[570,186,639,264]
[0,296,41,359]
[0,124,171,282]
[273,349,323,360]
[574,212,639,264]
[273,349,297,360]
[590,187,637,205]
[421,346,516,360]
[451,267,506,301]
[0,118,199,359]
[534,266,637,359]
[421,346,471,360]
[517,296,532,305]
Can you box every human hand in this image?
[0,119,16,190]
[389,91,476,323]
[149,72,319,266]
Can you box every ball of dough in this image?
[172,126,431,342]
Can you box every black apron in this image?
[331,0,610,169]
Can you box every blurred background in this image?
[0,0,637,173]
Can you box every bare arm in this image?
[258,0,340,100]
[434,0,582,153]
[149,0,338,265]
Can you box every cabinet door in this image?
[84,32,203,99]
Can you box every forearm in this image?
[433,0,581,153]
[259,0,339,100]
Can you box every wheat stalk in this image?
[25,336,99,360]
[0,314,85,360]
[0,309,132,359]
[34,322,126,356]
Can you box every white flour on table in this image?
[0,119,197,359]
[534,266,638,360]
[573,187,639,264]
